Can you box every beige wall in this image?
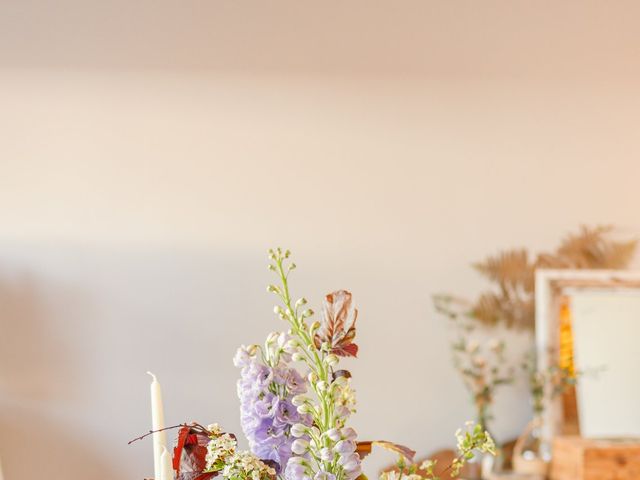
[2,2,640,480]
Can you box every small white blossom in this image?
[320,447,334,462]
[266,332,279,344]
[340,427,357,441]
[291,395,308,407]
[291,423,308,437]
[325,428,341,442]
[291,439,310,455]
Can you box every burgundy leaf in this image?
[174,426,215,480]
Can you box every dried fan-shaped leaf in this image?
[314,290,359,357]
[535,253,570,269]
[471,293,503,327]
[473,249,535,292]
[545,225,638,269]
[468,249,537,329]
[356,440,416,462]
[471,293,535,330]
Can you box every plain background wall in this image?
[2,2,640,479]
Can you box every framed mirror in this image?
[535,269,640,439]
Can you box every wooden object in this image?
[513,418,549,476]
[487,473,544,480]
[380,449,462,479]
[551,436,640,480]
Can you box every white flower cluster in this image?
[205,426,276,480]
[333,380,357,420]
[223,451,277,480]
[380,470,422,480]
[205,432,237,468]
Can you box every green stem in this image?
[272,253,337,474]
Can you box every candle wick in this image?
[147,371,157,382]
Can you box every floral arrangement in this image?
[134,249,495,480]
[449,336,513,433]
[434,297,513,434]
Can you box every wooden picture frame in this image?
[535,269,640,440]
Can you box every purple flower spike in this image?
[235,343,312,472]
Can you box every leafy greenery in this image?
[380,423,495,480]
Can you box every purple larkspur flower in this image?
[337,451,362,480]
[284,369,307,395]
[334,440,356,455]
[235,346,312,471]
[254,393,278,418]
[274,399,301,427]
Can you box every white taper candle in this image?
[148,372,168,480]
[160,445,174,480]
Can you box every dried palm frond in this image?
[473,249,535,292]
[469,249,536,329]
[450,225,637,330]
[472,292,535,330]
[471,292,504,327]
[539,225,637,269]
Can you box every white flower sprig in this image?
[451,336,513,430]
[379,422,495,480]
[205,424,277,480]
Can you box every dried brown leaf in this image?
[549,225,637,269]
[473,249,535,292]
[356,440,416,462]
[314,290,358,357]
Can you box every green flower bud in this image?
[325,354,339,366]
[291,395,308,407]
[332,375,348,386]
[266,332,278,344]
[247,344,258,355]
[290,423,308,438]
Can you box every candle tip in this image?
[147,371,157,382]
